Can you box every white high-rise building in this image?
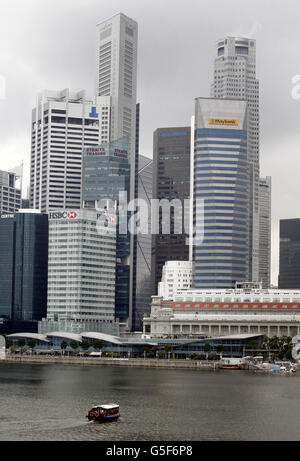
[211,37,260,283]
[259,177,272,288]
[158,261,194,301]
[29,89,110,213]
[46,208,117,326]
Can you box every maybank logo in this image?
[208,118,239,126]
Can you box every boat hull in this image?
[87,413,120,423]
[219,365,242,370]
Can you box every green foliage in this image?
[69,340,79,350]
[27,339,37,349]
[17,338,26,348]
[204,343,211,353]
[81,340,90,351]
[5,338,13,348]
[60,341,68,350]
[93,339,104,351]
[262,336,293,360]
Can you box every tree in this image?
[164,345,173,359]
[204,343,211,360]
[27,339,37,350]
[70,340,79,352]
[93,339,104,351]
[81,340,90,352]
[60,341,68,354]
[216,344,224,359]
[5,338,13,349]
[17,338,26,350]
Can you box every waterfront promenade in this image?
[3,355,219,370]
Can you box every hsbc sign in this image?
[49,211,77,220]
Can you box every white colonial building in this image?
[143,283,300,338]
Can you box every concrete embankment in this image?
[3,355,220,370]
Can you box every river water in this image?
[0,362,300,441]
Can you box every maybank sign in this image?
[208,118,239,126]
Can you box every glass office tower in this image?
[151,127,191,295]
[278,219,300,289]
[82,137,131,322]
[0,210,48,322]
[193,98,249,289]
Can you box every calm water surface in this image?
[0,362,300,441]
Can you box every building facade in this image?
[211,36,260,283]
[82,137,131,323]
[46,209,117,330]
[151,127,191,295]
[259,177,271,288]
[193,98,249,289]
[0,210,48,322]
[29,89,109,212]
[95,13,138,330]
[278,219,300,289]
[95,13,138,178]
[158,261,194,300]
[144,285,300,339]
[0,170,21,213]
[132,155,153,331]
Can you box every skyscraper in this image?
[211,37,260,282]
[0,210,48,322]
[95,13,138,329]
[45,209,117,333]
[258,177,271,288]
[0,170,21,213]
[132,154,153,331]
[193,97,249,289]
[29,89,108,213]
[278,219,300,289]
[82,137,131,323]
[95,13,138,196]
[151,127,191,295]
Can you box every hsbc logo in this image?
[49,211,77,220]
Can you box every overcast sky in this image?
[0,0,300,285]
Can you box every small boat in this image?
[86,403,120,422]
[219,364,242,370]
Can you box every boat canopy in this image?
[91,404,119,410]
